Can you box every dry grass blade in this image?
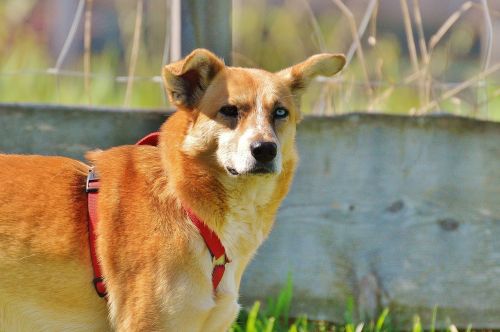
[160,0,171,105]
[418,62,500,114]
[423,1,472,115]
[170,0,181,62]
[312,85,330,115]
[345,0,378,62]
[161,0,171,66]
[479,0,493,116]
[124,0,144,108]
[403,69,422,84]
[480,0,493,70]
[412,0,431,109]
[49,0,85,73]
[428,2,472,51]
[369,0,379,45]
[471,2,500,17]
[299,0,327,52]
[412,0,428,62]
[330,0,373,99]
[368,86,394,111]
[84,0,93,105]
[400,0,419,73]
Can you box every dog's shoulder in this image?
[86,144,164,192]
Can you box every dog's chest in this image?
[221,177,279,256]
[200,259,241,332]
[161,178,278,331]
[158,250,239,332]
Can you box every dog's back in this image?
[0,155,109,331]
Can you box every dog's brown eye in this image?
[274,107,289,119]
[219,105,238,118]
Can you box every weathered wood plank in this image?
[241,114,500,328]
[1,104,500,327]
[0,103,169,159]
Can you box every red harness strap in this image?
[85,132,230,299]
[85,169,105,297]
[185,208,230,290]
[135,132,160,146]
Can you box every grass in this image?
[231,277,471,332]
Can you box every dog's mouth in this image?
[226,164,275,176]
[251,166,274,174]
[226,167,240,175]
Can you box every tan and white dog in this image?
[0,49,345,331]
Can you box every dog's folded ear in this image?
[277,53,346,95]
[163,49,225,108]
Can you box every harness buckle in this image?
[212,254,228,267]
[86,167,99,193]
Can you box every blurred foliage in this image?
[0,0,167,108]
[0,0,499,120]
[233,0,500,120]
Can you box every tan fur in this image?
[0,49,345,331]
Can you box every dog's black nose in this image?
[250,141,277,163]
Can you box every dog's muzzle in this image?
[226,162,275,176]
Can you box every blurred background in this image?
[1,0,499,120]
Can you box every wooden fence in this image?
[1,103,499,328]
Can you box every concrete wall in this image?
[1,103,500,328]
[0,103,167,158]
[241,114,500,328]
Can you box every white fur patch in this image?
[182,120,220,155]
[214,85,284,175]
[234,128,258,173]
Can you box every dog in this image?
[0,49,345,331]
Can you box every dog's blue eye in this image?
[219,105,238,117]
[274,107,289,119]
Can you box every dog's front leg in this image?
[201,293,240,332]
[110,299,162,332]
[107,273,211,332]
[106,273,165,332]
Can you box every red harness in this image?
[85,132,229,298]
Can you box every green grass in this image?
[231,277,470,332]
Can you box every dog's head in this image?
[162,49,345,177]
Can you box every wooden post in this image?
[170,0,232,64]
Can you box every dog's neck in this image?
[159,110,296,258]
[159,111,226,229]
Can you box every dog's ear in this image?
[277,53,346,95]
[163,49,225,108]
